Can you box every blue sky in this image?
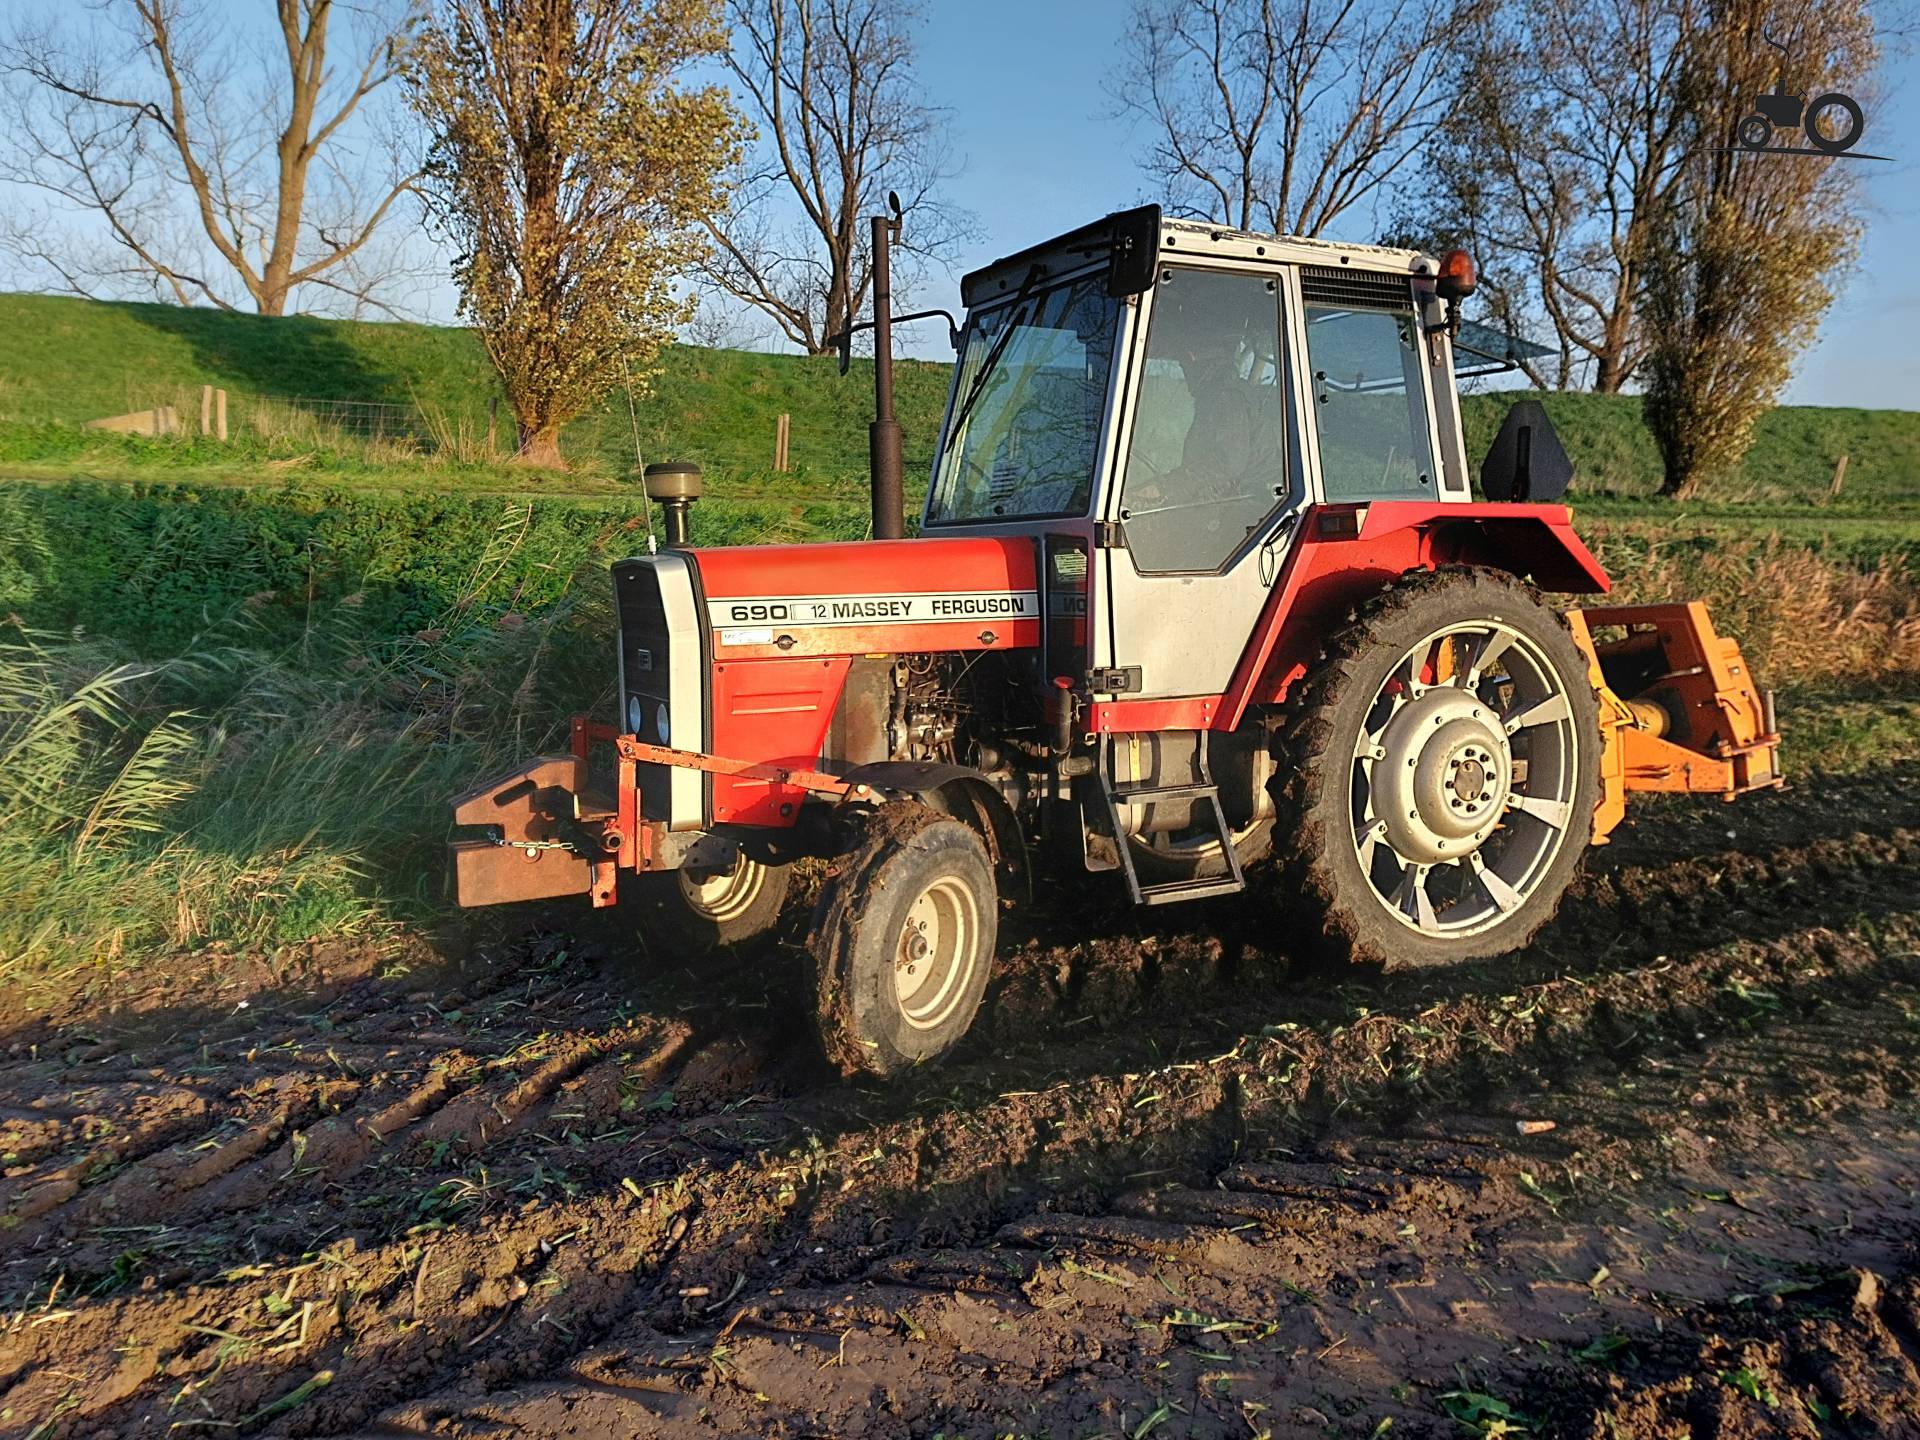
[3,0,1914,409]
[914,0,1919,410]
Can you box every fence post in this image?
[1829,453,1848,499]
[200,385,213,437]
[215,389,228,442]
[775,411,791,472]
[488,396,499,456]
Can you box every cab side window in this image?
[1300,268,1438,501]
[1119,268,1288,574]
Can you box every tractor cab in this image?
[923,207,1481,703]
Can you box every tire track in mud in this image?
[389,947,1920,1440]
[7,896,1919,1437]
[4,775,1920,1436]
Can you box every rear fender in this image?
[838,760,1031,901]
[1218,502,1609,729]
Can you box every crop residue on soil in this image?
[3,768,1920,1438]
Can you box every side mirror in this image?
[1480,399,1575,502]
[1105,204,1162,298]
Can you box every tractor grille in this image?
[612,553,707,829]
[1299,265,1416,312]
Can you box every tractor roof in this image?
[961,207,1433,308]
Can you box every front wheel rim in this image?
[893,876,982,1030]
[1348,619,1583,939]
[678,853,769,922]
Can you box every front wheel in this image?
[808,808,998,1078]
[626,848,791,954]
[1736,113,1773,150]
[1276,568,1601,968]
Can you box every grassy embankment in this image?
[1,293,1916,993]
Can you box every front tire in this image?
[1276,568,1601,969]
[627,849,791,953]
[809,807,998,1078]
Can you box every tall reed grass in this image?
[0,522,619,984]
[4,510,1917,988]
[1586,528,1920,689]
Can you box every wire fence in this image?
[249,396,431,443]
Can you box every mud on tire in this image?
[1276,566,1602,969]
[808,805,998,1078]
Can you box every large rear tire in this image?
[808,807,998,1078]
[1276,568,1601,968]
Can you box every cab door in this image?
[1098,264,1309,705]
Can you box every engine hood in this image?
[689,535,1042,660]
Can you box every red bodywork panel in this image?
[683,505,1606,824]
[1221,500,1606,727]
[696,536,1041,659]
[1092,502,1608,733]
[694,536,1040,825]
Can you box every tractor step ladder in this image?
[1099,732,1247,906]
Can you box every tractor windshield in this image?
[926,273,1121,525]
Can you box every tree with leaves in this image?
[699,0,968,354]
[410,0,744,467]
[0,0,423,316]
[1416,0,1695,392]
[1641,0,1874,499]
[1109,0,1491,238]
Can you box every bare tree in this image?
[0,0,423,316]
[1414,0,1694,392]
[1110,0,1488,238]
[1642,0,1874,498]
[699,0,969,355]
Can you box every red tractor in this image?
[451,207,1781,1078]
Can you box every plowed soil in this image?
[6,766,1920,1439]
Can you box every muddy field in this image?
[5,767,1920,1439]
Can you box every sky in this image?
[913,0,1920,410]
[2,0,1915,410]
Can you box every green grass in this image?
[0,584,608,983]
[1,292,1914,509]
[0,292,952,499]
[2,292,1918,994]
[1456,390,1920,506]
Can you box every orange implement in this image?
[1568,602,1784,843]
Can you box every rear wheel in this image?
[1277,568,1600,968]
[809,807,998,1078]
[1804,92,1863,153]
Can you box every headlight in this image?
[656,702,671,747]
[626,694,645,735]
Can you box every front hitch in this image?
[447,754,623,907]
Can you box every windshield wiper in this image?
[945,265,1044,444]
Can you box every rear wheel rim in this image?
[893,876,981,1030]
[1348,620,1582,940]
[677,853,769,922]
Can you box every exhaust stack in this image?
[869,204,905,540]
